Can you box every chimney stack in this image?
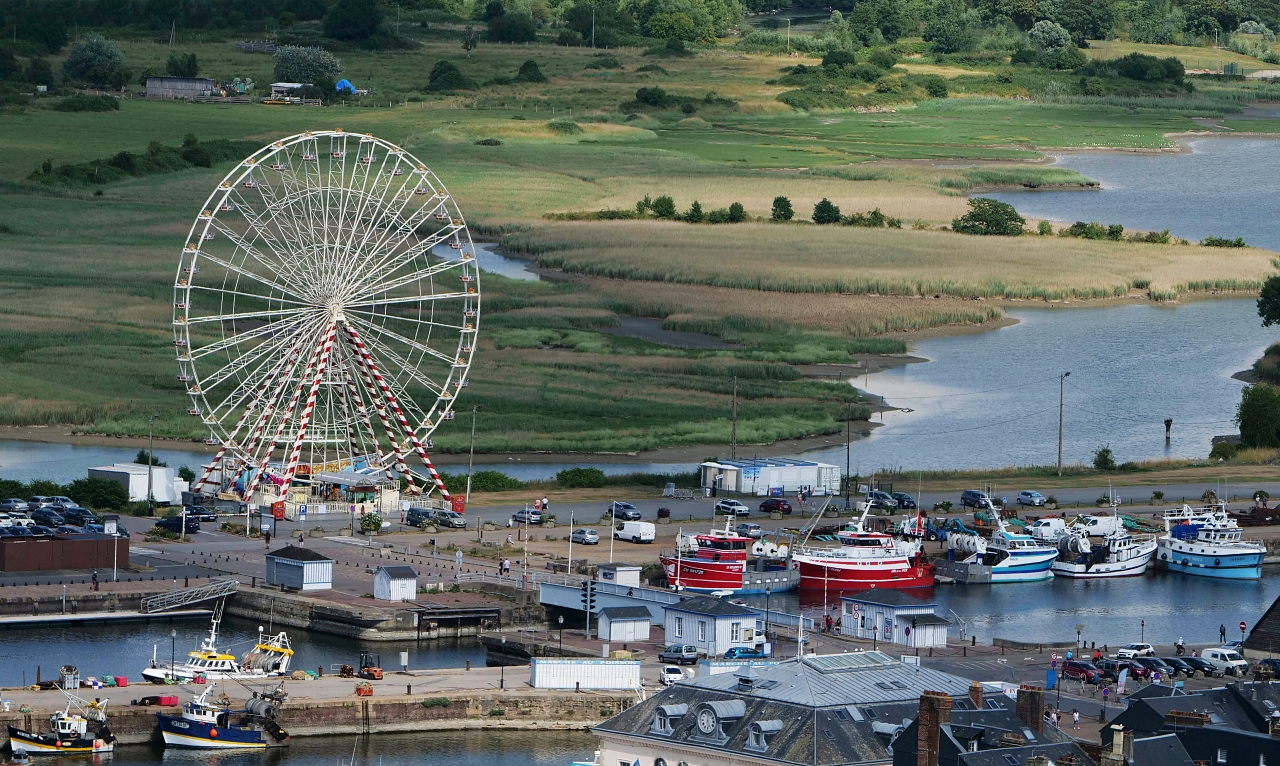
[1100,725,1126,766]
[968,682,984,710]
[1016,684,1044,733]
[917,691,953,766]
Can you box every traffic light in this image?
[580,580,596,612]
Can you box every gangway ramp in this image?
[142,577,240,613]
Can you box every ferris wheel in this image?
[173,130,479,501]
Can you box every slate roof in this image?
[266,545,333,562]
[957,742,1091,766]
[1130,733,1195,766]
[377,565,418,579]
[841,590,935,608]
[1125,683,1186,702]
[599,606,653,621]
[668,595,759,617]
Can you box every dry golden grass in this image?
[897,63,992,78]
[432,120,656,143]
[581,277,1003,335]
[510,221,1276,300]
[1086,40,1266,69]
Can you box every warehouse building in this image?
[700,458,840,496]
[146,76,216,99]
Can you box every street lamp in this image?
[500,636,507,689]
[1057,372,1071,476]
[558,615,564,656]
[465,405,482,503]
[764,587,772,649]
[170,628,177,681]
[1076,623,1085,650]
[148,414,160,516]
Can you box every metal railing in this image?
[142,577,240,613]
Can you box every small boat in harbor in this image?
[142,600,294,684]
[1050,528,1158,578]
[791,508,934,591]
[1157,504,1265,579]
[6,692,115,755]
[659,518,799,594]
[947,518,1057,583]
[156,683,289,749]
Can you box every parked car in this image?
[512,508,543,525]
[660,666,685,686]
[1061,660,1103,684]
[714,499,749,516]
[735,523,763,539]
[1202,647,1250,676]
[570,528,600,545]
[54,525,82,535]
[1162,657,1197,677]
[185,506,217,523]
[433,510,468,529]
[1181,656,1222,677]
[1017,491,1047,507]
[4,525,33,537]
[614,521,656,544]
[1221,640,1246,652]
[722,647,765,660]
[658,644,700,665]
[1133,657,1176,677]
[61,507,98,526]
[606,502,642,521]
[1097,658,1149,681]
[758,498,792,515]
[891,492,917,510]
[1254,658,1280,677]
[0,498,26,513]
[26,496,55,511]
[405,507,436,527]
[6,514,33,527]
[154,516,200,534]
[28,525,54,537]
[30,508,65,527]
[960,490,995,509]
[1116,643,1156,659]
[866,491,898,511]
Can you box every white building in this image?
[529,658,641,690]
[265,545,333,591]
[664,596,760,658]
[700,458,840,497]
[597,606,652,643]
[87,463,187,504]
[596,563,642,587]
[373,565,418,602]
[839,589,950,648]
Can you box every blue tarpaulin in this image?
[335,79,356,93]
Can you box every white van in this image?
[1076,516,1123,536]
[1202,647,1249,676]
[1028,518,1066,542]
[614,521,656,544]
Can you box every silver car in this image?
[735,523,763,539]
[571,528,600,545]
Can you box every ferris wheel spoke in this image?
[188,311,316,360]
[345,256,469,305]
[351,291,473,309]
[333,163,418,286]
[184,305,312,326]
[343,200,458,293]
[186,283,312,312]
[190,246,309,303]
[208,319,325,440]
[200,316,319,397]
[344,325,449,397]
[229,191,319,295]
[344,312,457,368]
[343,307,466,332]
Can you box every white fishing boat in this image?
[6,691,114,755]
[1156,504,1264,580]
[1051,528,1157,578]
[947,518,1057,583]
[142,600,293,684]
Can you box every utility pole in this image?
[731,376,738,460]
[465,405,482,502]
[845,417,851,510]
[591,6,596,48]
[1057,372,1071,476]
[147,413,160,516]
[786,18,791,53]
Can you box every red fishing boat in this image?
[792,509,934,590]
[659,519,799,594]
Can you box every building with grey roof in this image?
[595,651,975,766]
[665,596,761,658]
[840,590,950,649]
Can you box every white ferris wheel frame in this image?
[172,130,480,501]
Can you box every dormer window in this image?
[651,704,687,736]
[745,720,784,753]
[691,701,746,744]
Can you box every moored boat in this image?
[947,518,1056,583]
[792,509,934,591]
[659,518,799,594]
[6,692,114,755]
[142,600,293,684]
[1156,504,1264,580]
[156,683,289,749]
[1051,528,1157,578]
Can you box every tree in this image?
[812,198,841,224]
[515,60,548,83]
[166,52,199,78]
[728,202,746,222]
[923,18,976,53]
[287,0,329,20]
[135,450,168,466]
[1041,0,1117,45]
[952,198,1025,235]
[685,200,704,222]
[921,74,948,98]
[1258,275,1280,327]
[652,195,677,218]
[556,467,607,488]
[62,35,127,86]
[426,60,477,91]
[771,196,794,221]
[648,11,698,39]
[273,46,343,83]
[488,12,538,42]
[324,0,382,41]
[1092,444,1116,470]
[1029,20,1071,50]
[177,465,196,482]
[462,27,479,57]
[1238,383,1280,448]
[65,477,129,510]
[565,1,636,47]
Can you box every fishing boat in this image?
[947,518,1057,583]
[6,691,115,755]
[156,683,289,749]
[791,509,934,591]
[659,518,799,594]
[1051,528,1158,578]
[1157,504,1265,580]
[142,600,294,683]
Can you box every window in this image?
[1218,748,1228,764]
[654,760,667,766]
[673,616,683,638]
[731,622,741,642]
[698,621,707,641]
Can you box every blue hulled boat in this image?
[1157,504,1264,580]
[156,683,288,749]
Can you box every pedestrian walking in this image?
[298,533,305,547]
[1072,709,1080,729]
[264,530,271,548]
[542,497,549,513]
[1049,710,1058,727]
[91,571,99,592]
[1221,624,1228,643]
[1177,637,1185,655]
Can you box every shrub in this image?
[324,0,382,40]
[1151,490,1164,502]
[635,86,669,106]
[657,507,672,518]
[821,50,857,67]
[1011,48,1038,64]
[182,146,213,167]
[65,477,129,510]
[1061,221,1123,240]
[933,500,953,511]
[1210,441,1238,460]
[707,208,730,223]
[1129,229,1170,244]
[557,467,607,488]
[812,198,841,224]
[166,52,199,78]
[685,200,704,223]
[1202,236,1246,247]
[919,74,947,98]
[516,60,547,83]
[846,63,883,82]
[1256,490,1271,501]
[62,35,129,87]
[475,138,503,146]
[652,195,677,218]
[923,18,974,53]
[421,697,451,708]
[557,29,585,45]
[359,513,383,533]
[867,50,896,69]
[274,45,342,83]
[489,13,537,42]
[680,102,697,115]
[426,60,476,92]
[1096,494,1112,505]
[951,198,1024,236]
[489,709,506,716]
[585,54,623,70]
[54,95,119,112]
[728,202,746,223]
[842,208,901,228]
[1037,220,1053,235]
[1092,444,1116,471]
[1041,45,1087,70]
[547,119,582,135]
[771,196,794,221]
[1237,383,1280,448]
[1029,20,1071,51]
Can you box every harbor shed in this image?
[664,596,760,658]
[597,606,652,642]
[374,565,418,602]
[146,76,216,99]
[265,545,333,591]
[699,458,840,497]
[596,563,642,587]
[839,589,950,648]
[530,658,641,690]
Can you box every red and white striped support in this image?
[340,323,452,500]
[333,371,370,473]
[245,329,331,498]
[228,345,310,496]
[346,359,417,491]
[279,323,338,486]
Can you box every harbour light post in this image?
[170,628,177,681]
[558,615,564,656]
[500,636,507,689]
[1057,372,1071,476]
[147,413,160,516]
[465,405,482,502]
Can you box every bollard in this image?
[972,635,976,647]
[319,667,324,678]
[407,684,412,695]
[466,660,471,671]
[576,681,581,692]
[963,647,967,657]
